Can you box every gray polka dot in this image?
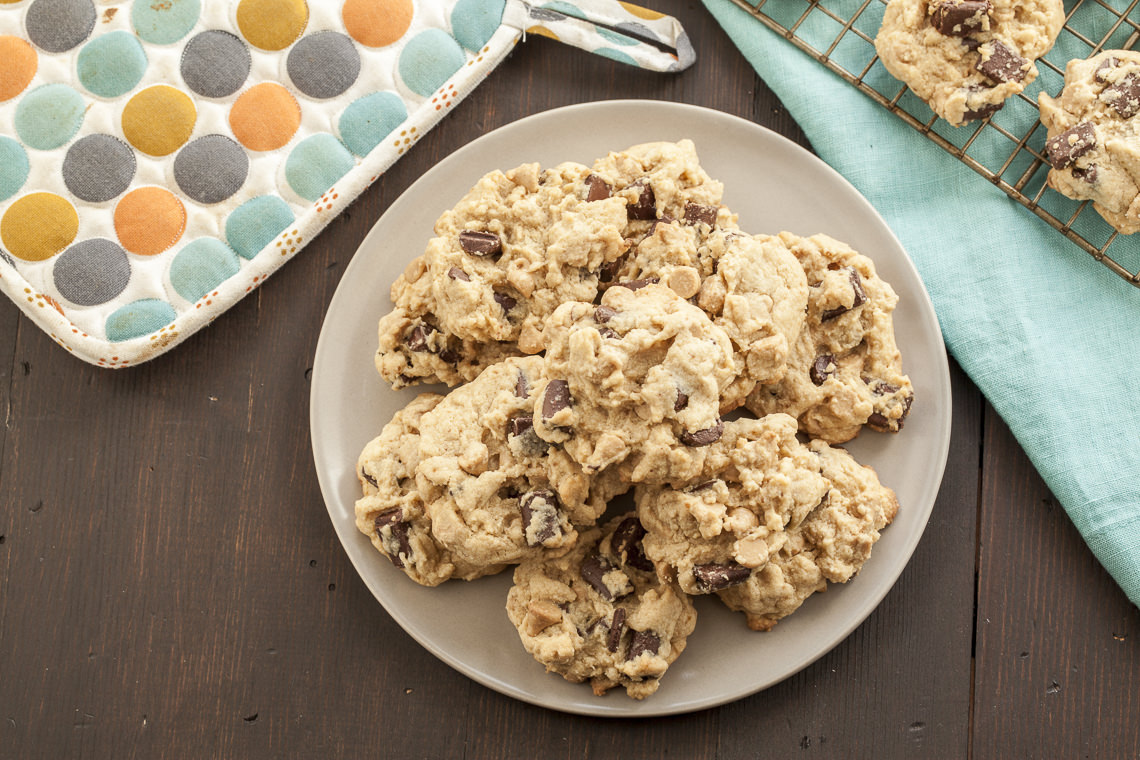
[26,0,96,54]
[0,249,14,269]
[62,134,136,203]
[53,238,131,306]
[173,134,248,204]
[181,30,251,99]
[287,31,360,99]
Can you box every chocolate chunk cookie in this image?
[1039,51,1140,234]
[355,393,502,585]
[506,513,697,699]
[638,415,899,631]
[416,356,626,570]
[746,232,914,444]
[875,0,1063,126]
[533,283,737,482]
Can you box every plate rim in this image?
[310,98,953,717]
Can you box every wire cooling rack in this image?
[727,0,1140,286]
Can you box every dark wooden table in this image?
[3,3,1138,758]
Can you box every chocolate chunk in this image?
[962,101,1002,122]
[611,517,654,572]
[404,323,435,352]
[1046,123,1096,169]
[1103,72,1140,119]
[627,630,660,660]
[810,354,836,386]
[542,379,571,420]
[507,415,533,437]
[868,411,891,429]
[867,378,900,396]
[599,254,627,283]
[674,390,689,412]
[692,562,751,592]
[597,326,619,340]
[458,230,502,256]
[680,419,723,447]
[374,509,412,569]
[594,305,617,323]
[686,480,718,493]
[447,266,470,281]
[493,291,517,312]
[648,214,675,233]
[585,173,611,202]
[606,608,627,652]
[1095,57,1120,83]
[930,0,990,36]
[1072,163,1098,183]
[519,489,562,546]
[438,348,458,364]
[360,469,379,488]
[976,40,1028,84]
[627,180,656,220]
[821,268,867,321]
[962,36,982,52]
[515,369,529,399]
[581,553,616,600]
[682,202,718,227]
[616,277,660,291]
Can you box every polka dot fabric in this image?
[0,0,692,367]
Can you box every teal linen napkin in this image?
[703,0,1140,606]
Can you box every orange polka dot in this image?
[229,82,301,151]
[121,86,197,157]
[342,0,413,48]
[236,0,308,51]
[0,36,36,102]
[114,187,186,256]
[1,193,78,262]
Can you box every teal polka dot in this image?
[398,30,465,97]
[169,238,239,302]
[451,0,506,51]
[0,138,30,202]
[596,27,639,47]
[225,195,294,260]
[132,0,201,45]
[285,134,354,202]
[15,84,86,151]
[338,92,407,157]
[77,31,147,97]
[538,1,583,17]
[105,299,176,342]
[593,48,639,67]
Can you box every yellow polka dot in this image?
[526,25,559,41]
[342,0,412,48]
[114,187,186,256]
[229,82,300,151]
[0,36,37,102]
[122,86,197,157]
[1,193,78,262]
[617,1,665,20]
[236,0,309,51]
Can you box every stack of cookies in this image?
[355,140,913,700]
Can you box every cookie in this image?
[637,415,899,632]
[590,139,726,242]
[506,513,697,699]
[533,283,737,483]
[355,393,501,585]
[746,232,914,444]
[416,356,626,569]
[1039,51,1140,234]
[875,0,1064,126]
[635,415,828,592]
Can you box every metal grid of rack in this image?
[728,0,1140,286]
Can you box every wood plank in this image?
[972,405,1140,758]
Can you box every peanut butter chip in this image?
[524,600,564,636]
[667,266,702,299]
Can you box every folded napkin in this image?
[703,0,1140,606]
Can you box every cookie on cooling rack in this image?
[1039,50,1140,234]
[506,513,697,699]
[875,0,1064,126]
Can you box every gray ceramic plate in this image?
[310,100,952,717]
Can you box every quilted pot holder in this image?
[0,0,692,367]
